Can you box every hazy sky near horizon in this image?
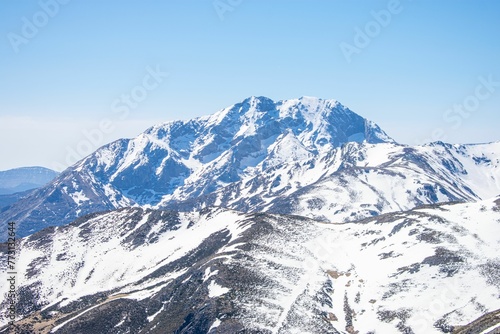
[1,0,499,171]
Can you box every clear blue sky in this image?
[1,0,499,171]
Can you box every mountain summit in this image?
[136,96,394,200]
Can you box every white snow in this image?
[480,323,500,334]
[203,267,219,282]
[50,303,103,333]
[208,280,229,298]
[208,318,221,332]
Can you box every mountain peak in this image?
[206,96,393,145]
[242,95,274,105]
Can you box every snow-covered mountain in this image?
[0,167,58,195]
[0,96,391,238]
[1,96,499,239]
[2,197,499,333]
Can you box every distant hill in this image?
[0,189,33,214]
[0,166,58,195]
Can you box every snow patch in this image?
[70,190,89,205]
[208,280,229,298]
[208,318,221,332]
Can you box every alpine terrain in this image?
[0,96,499,333]
[1,97,499,238]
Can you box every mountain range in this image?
[1,97,499,239]
[1,96,499,333]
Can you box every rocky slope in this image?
[1,197,499,333]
